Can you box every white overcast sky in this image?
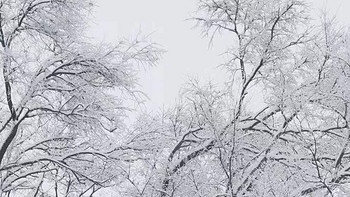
[88,0,350,111]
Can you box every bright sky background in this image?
[88,0,350,111]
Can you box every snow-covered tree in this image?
[124,0,350,196]
[0,0,160,196]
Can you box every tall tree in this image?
[0,0,160,196]
[125,0,350,196]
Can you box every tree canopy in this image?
[1,0,350,197]
[0,0,160,196]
